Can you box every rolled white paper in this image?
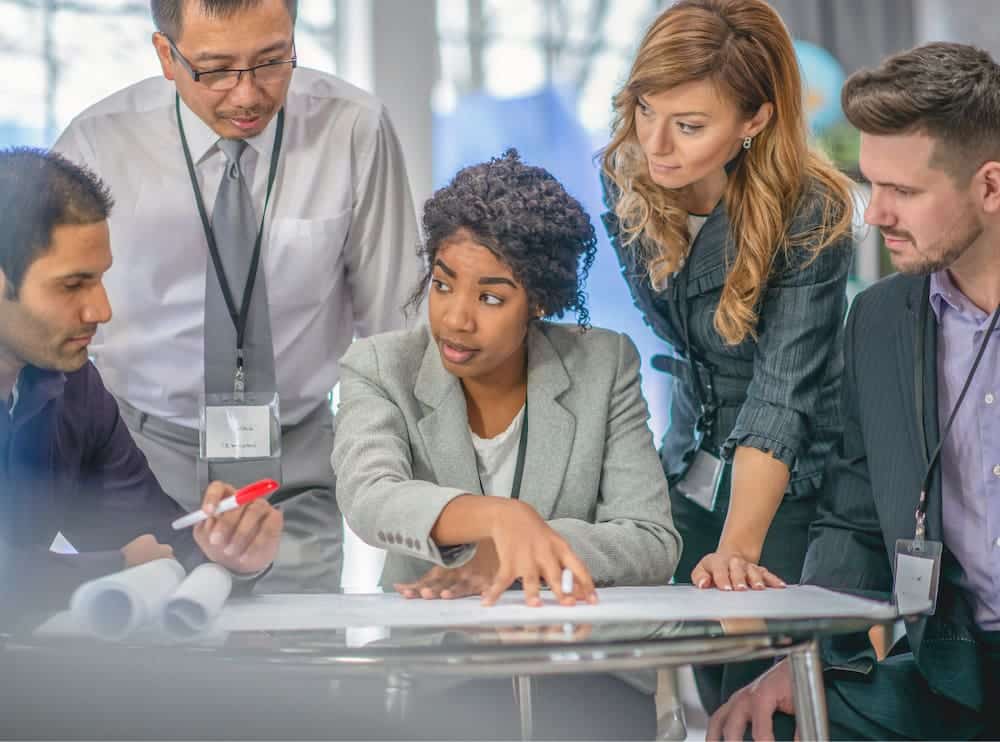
[162,563,233,638]
[69,558,185,640]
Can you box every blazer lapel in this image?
[893,280,932,533]
[414,340,482,495]
[920,288,943,542]
[518,325,575,519]
[894,278,944,539]
[682,204,730,298]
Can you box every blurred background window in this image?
[0,0,339,146]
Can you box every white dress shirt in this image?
[54,69,421,428]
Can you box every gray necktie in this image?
[204,138,276,396]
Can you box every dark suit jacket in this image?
[801,273,982,715]
[601,174,852,498]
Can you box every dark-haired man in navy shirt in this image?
[0,147,284,621]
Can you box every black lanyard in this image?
[673,225,716,438]
[476,403,529,501]
[670,169,735,432]
[913,276,1000,541]
[175,95,285,391]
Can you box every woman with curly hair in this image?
[332,149,679,738]
[601,0,854,710]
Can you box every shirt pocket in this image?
[264,212,351,313]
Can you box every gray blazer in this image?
[332,322,681,589]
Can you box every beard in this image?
[890,212,984,277]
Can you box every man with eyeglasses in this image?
[53,0,421,593]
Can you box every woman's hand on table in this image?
[395,539,500,600]
[426,496,597,607]
[482,499,597,607]
[691,549,786,592]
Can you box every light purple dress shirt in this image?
[931,270,1000,630]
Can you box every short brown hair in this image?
[842,42,1000,181]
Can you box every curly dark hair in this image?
[410,149,598,328]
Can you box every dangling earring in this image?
[743,136,753,150]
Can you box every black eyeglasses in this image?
[165,35,297,91]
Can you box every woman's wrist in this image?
[715,535,763,564]
[485,498,533,541]
[431,494,519,545]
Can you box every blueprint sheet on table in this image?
[217,585,897,632]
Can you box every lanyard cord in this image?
[175,96,285,370]
[475,403,529,501]
[914,284,1000,540]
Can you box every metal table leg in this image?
[654,667,688,741]
[789,639,829,741]
[513,675,534,741]
[384,671,413,724]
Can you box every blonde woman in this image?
[601,0,854,711]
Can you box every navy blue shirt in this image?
[0,362,200,620]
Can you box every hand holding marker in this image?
[172,479,280,530]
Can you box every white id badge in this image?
[893,538,942,616]
[200,392,281,461]
[675,449,725,511]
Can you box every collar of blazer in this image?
[681,201,731,292]
[899,277,943,542]
[413,322,576,518]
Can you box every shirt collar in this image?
[8,365,66,424]
[177,95,279,165]
[929,269,992,326]
[6,369,20,418]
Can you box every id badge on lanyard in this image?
[894,536,942,616]
[200,391,281,462]
[671,250,724,512]
[894,489,942,616]
[676,448,725,511]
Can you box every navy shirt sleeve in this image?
[67,363,202,570]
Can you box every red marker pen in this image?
[171,479,280,530]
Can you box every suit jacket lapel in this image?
[919,285,943,542]
[414,339,482,496]
[683,204,729,293]
[892,281,929,537]
[896,278,944,539]
[518,324,575,519]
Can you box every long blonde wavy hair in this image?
[602,0,853,345]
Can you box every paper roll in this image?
[69,558,185,640]
[162,563,233,638]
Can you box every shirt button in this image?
[994,465,1000,478]
[987,393,996,405]
[995,537,1000,549]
